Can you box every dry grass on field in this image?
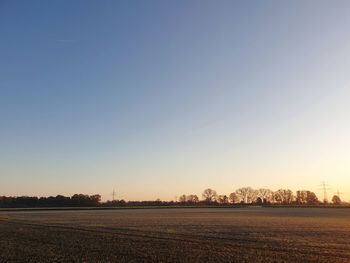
[0,208,349,262]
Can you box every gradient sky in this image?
[1,1,350,201]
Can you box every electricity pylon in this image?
[318,181,331,203]
[112,189,116,201]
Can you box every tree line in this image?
[0,187,344,208]
[179,187,343,205]
[0,194,101,208]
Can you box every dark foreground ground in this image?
[0,207,349,263]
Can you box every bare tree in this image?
[296,190,318,205]
[306,191,318,204]
[187,194,199,203]
[229,192,239,204]
[251,189,259,203]
[202,188,217,202]
[179,195,187,203]
[235,187,256,204]
[217,195,229,204]
[296,190,307,204]
[274,189,294,204]
[257,189,273,203]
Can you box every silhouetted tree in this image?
[296,190,319,205]
[90,194,101,204]
[70,194,101,206]
[179,195,187,203]
[296,190,307,204]
[274,189,294,204]
[255,197,263,205]
[235,187,256,203]
[217,195,229,204]
[332,195,341,205]
[187,195,199,203]
[229,192,239,204]
[306,191,318,204]
[103,199,127,207]
[202,188,217,202]
[257,189,273,204]
[0,194,103,208]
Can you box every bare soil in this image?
[0,207,349,262]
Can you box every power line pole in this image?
[112,189,116,201]
[319,181,331,204]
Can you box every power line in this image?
[318,181,331,203]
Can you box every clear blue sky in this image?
[1,1,350,201]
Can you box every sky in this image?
[1,0,350,201]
